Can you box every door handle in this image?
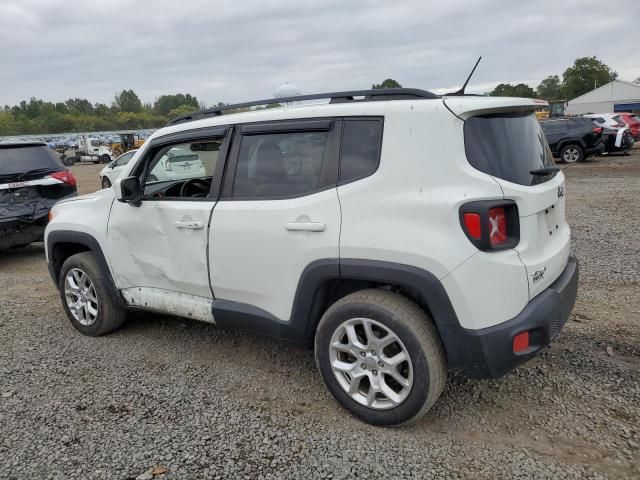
[285,221,326,232]
[174,220,204,230]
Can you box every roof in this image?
[167,88,440,126]
[149,93,547,142]
[568,80,640,104]
[0,142,48,149]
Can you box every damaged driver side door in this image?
[105,128,230,321]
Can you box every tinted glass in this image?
[0,144,65,177]
[114,151,135,167]
[339,119,383,183]
[465,112,556,186]
[232,131,328,198]
[541,120,565,133]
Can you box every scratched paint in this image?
[121,287,215,323]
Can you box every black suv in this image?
[540,118,605,163]
[0,143,77,249]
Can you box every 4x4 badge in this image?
[532,267,547,283]
[557,184,565,198]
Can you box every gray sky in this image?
[1,0,639,107]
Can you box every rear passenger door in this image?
[209,119,341,321]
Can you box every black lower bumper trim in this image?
[448,255,579,379]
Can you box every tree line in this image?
[0,90,206,136]
[489,56,619,100]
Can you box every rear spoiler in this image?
[442,97,548,120]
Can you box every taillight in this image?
[488,207,507,246]
[459,200,519,251]
[462,213,481,239]
[49,170,77,187]
[592,127,603,134]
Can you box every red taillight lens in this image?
[513,331,530,353]
[463,213,482,239]
[592,127,603,134]
[49,170,77,187]
[488,207,507,246]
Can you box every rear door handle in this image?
[285,222,326,232]
[174,220,204,230]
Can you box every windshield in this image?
[0,144,64,177]
[464,112,556,186]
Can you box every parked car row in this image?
[540,112,636,163]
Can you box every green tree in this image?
[113,89,142,113]
[490,83,536,98]
[65,98,94,115]
[536,75,565,100]
[562,56,617,100]
[167,104,199,119]
[372,78,402,89]
[153,93,199,116]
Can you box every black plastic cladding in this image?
[166,88,439,126]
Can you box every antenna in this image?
[447,56,482,96]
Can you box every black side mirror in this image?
[115,176,142,206]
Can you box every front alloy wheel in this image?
[330,317,413,409]
[64,268,99,326]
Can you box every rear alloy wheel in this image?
[329,317,414,409]
[315,289,447,426]
[560,144,583,163]
[101,176,112,189]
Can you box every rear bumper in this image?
[585,143,605,156]
[449,255,579,379]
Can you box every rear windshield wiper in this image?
[530,167,559,175]
[13,168,59,181]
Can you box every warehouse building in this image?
[565,80,640,115]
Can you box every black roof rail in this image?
[166,88,439,126]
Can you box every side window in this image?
[142,139,222,196]
[114,151,134,167]
[232,131,329,198]
[339,119,383,183]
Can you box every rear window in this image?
[464,112,556,186]
[0,144,64,177]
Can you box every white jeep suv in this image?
[45,89,578,426]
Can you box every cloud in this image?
[0,0,638,106]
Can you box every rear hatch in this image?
[0,143,77,224]
[458,102,570,299]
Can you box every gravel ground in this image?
[1,150,639,479]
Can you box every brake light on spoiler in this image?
[48,170,77,187]
[460,200,519,251]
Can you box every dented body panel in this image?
[121,287,215,323]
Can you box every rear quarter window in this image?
[464,112,556,186]
[339,119,383,183]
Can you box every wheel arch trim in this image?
[46,230,122,304]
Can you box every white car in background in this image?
[99,150,138,189]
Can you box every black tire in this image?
[100,154,111,163]
[559,144,584,163]
[62,156,76,166]
[101,176,112,189]
[315,289,447,426]
[58,252,126,336]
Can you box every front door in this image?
[106,130,229,319]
